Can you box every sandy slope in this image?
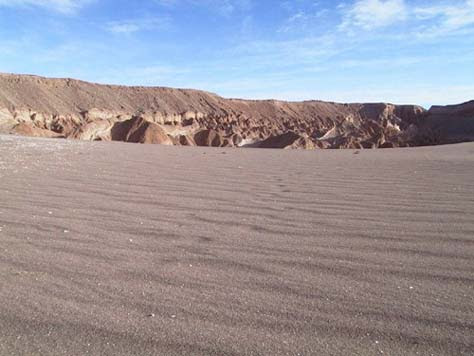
[0,135,473,356]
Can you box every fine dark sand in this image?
[0,135,473,356]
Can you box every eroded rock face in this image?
[111,117,173,145]
[11,123,62,138]
[414,101,474,145]
[193,129,224,147]
[1,73,472,149]
[258,132,307,149]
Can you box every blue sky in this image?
[0,0,473,107]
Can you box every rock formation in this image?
[110,117,173,145]
[413,101,474,146]
[0,73,472,149]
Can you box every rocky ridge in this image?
[1,73,472,149]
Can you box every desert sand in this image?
[0,134,473,355]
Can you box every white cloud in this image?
[278,9,329,33]
[339,0,474,38]
[340,0,407,30]
[414,0,474,37]
[105,18,171,34]
[155,0,252,16]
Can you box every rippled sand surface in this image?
[0,135,473,356]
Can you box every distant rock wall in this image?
[1,73,472,149]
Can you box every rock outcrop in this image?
[193,129,225,147]
[11,122,62,138]
[258,132,317,149]
[0,73,472,149]
[111,117,173,145]
[413,101,474,145]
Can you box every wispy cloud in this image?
[414,0,474,37]
[105,17,171,34]
[155,0,252,16]
[278,9,329,33]
[338,0,474,38]
[340,0,407,31]
[0,0,93,14]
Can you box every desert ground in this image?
[0,134,473,356]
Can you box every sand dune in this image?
[0,135,473,355]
